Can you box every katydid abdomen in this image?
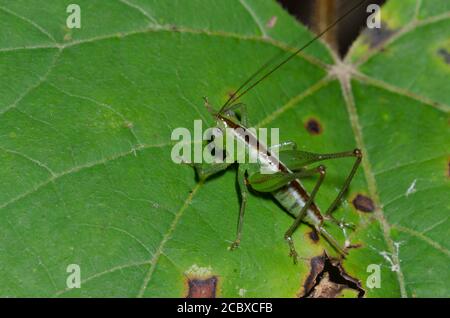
[274,181,321,222]
[273,180,346,256]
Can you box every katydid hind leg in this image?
[324,149,362,219]
[247,166,327,193]
[269,141,297,152]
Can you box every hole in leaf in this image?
[301,254,364,298]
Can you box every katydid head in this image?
[203,97,241,129]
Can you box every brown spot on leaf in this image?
[308,229,319,243]
[352,194,375,212]
[438,48,450,64]
[363,22,397,48]
[186,277,218,298]
[447,159,450,178]
[305,118,323,135]
[301,254,364,298]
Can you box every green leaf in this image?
[0,0,448,297]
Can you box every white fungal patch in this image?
[185,264,213,278]
[405,179,417,197]
[339,222,351,248]
[344,239,351,248]
[379,251,398,272]
[344,231,351,248]
[152,202,160,209]
[238,288,247,297]
[379,241,403,272]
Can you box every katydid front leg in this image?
[186,160,248,251]
[183,161,231,181]
[229,163,249,250]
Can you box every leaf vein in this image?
[117,0,160,26]
[353,72,450,113]
[255,76,332,128]
[0,146,55,176]
[0,49,62,116]
[47,83,143,147]
[0,5,56,43]
[238,0,267,37]
[392,224,450,258]
[54,260,151,297]
[0,142,174,212]
[338,71,408,297]
[137,181,203,297]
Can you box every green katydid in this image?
[183,1,366,263]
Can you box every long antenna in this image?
[219,0,368,113]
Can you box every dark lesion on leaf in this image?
[447,159,450,178]
[300,254,364,298]
[352,194,375,213]
[308,229,320,243]
[186,276,218,298]
[305,118,323,135]
[438,48,450,65]
[362,22,397,49]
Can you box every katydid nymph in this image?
[182,1,365,264]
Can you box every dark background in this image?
[278,0,386,56]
